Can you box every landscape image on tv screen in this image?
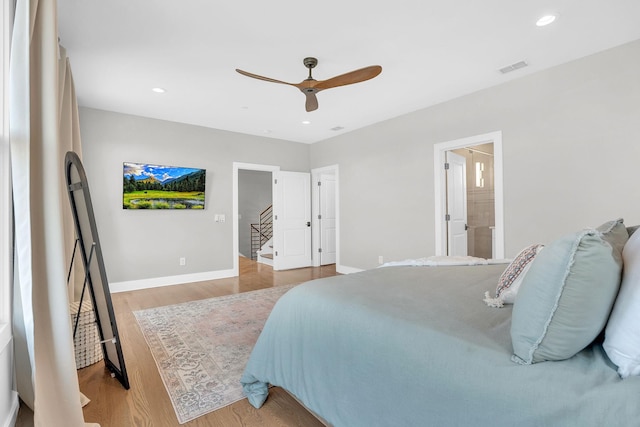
[123,162,206,209]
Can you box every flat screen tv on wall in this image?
[123,162,206,210]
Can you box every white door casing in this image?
[273,171,312,270]
[446,151,468,256]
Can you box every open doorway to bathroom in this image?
[449,143,495,259]
[434,131,504,259]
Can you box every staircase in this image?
[250,204,273,264]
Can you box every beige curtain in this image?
[10,0,97,426]
[59,43,85,303]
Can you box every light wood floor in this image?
[18,257,337,427]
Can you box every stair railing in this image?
[250,204,273,260]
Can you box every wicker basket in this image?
[69,300,104,369]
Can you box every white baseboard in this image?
[4,391,18,427]
[109,269,236,293]
[336,264,364,275]
[110,265,363,293]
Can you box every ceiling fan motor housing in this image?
[303,57,318,69]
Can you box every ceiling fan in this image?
[235,57,382,112]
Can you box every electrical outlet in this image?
[179,257,186,266]
[378,255,384,265]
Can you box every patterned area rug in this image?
[133,285,295,424]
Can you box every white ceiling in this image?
[57,0,640,144]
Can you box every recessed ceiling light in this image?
[152,87,166,93]
[302,120,311,125]
[536,14,557,27]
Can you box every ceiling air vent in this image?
[499,60,528,74]
[330,126,345,131]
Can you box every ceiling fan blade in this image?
[235,69,296,86]
[313,65,382,90]
[305,92,318,112]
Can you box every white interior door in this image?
[273,171,312,270]
[446,151,468,256]
[319,173,337,265]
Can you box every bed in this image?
[241,220,640,426]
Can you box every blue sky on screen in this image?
[123,162,201,182]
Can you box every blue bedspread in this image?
[241,265,640,427]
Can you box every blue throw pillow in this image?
[511,225,624,364]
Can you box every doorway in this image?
[232,162,313,275]
[434,131,504,259]
[232,162,279,276]
[238,170,272,260]
[450,144,495,259]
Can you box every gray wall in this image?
[311,39,640,269]
[79,108,309,282]
[238,170,272,258]
[80,40,640,279]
